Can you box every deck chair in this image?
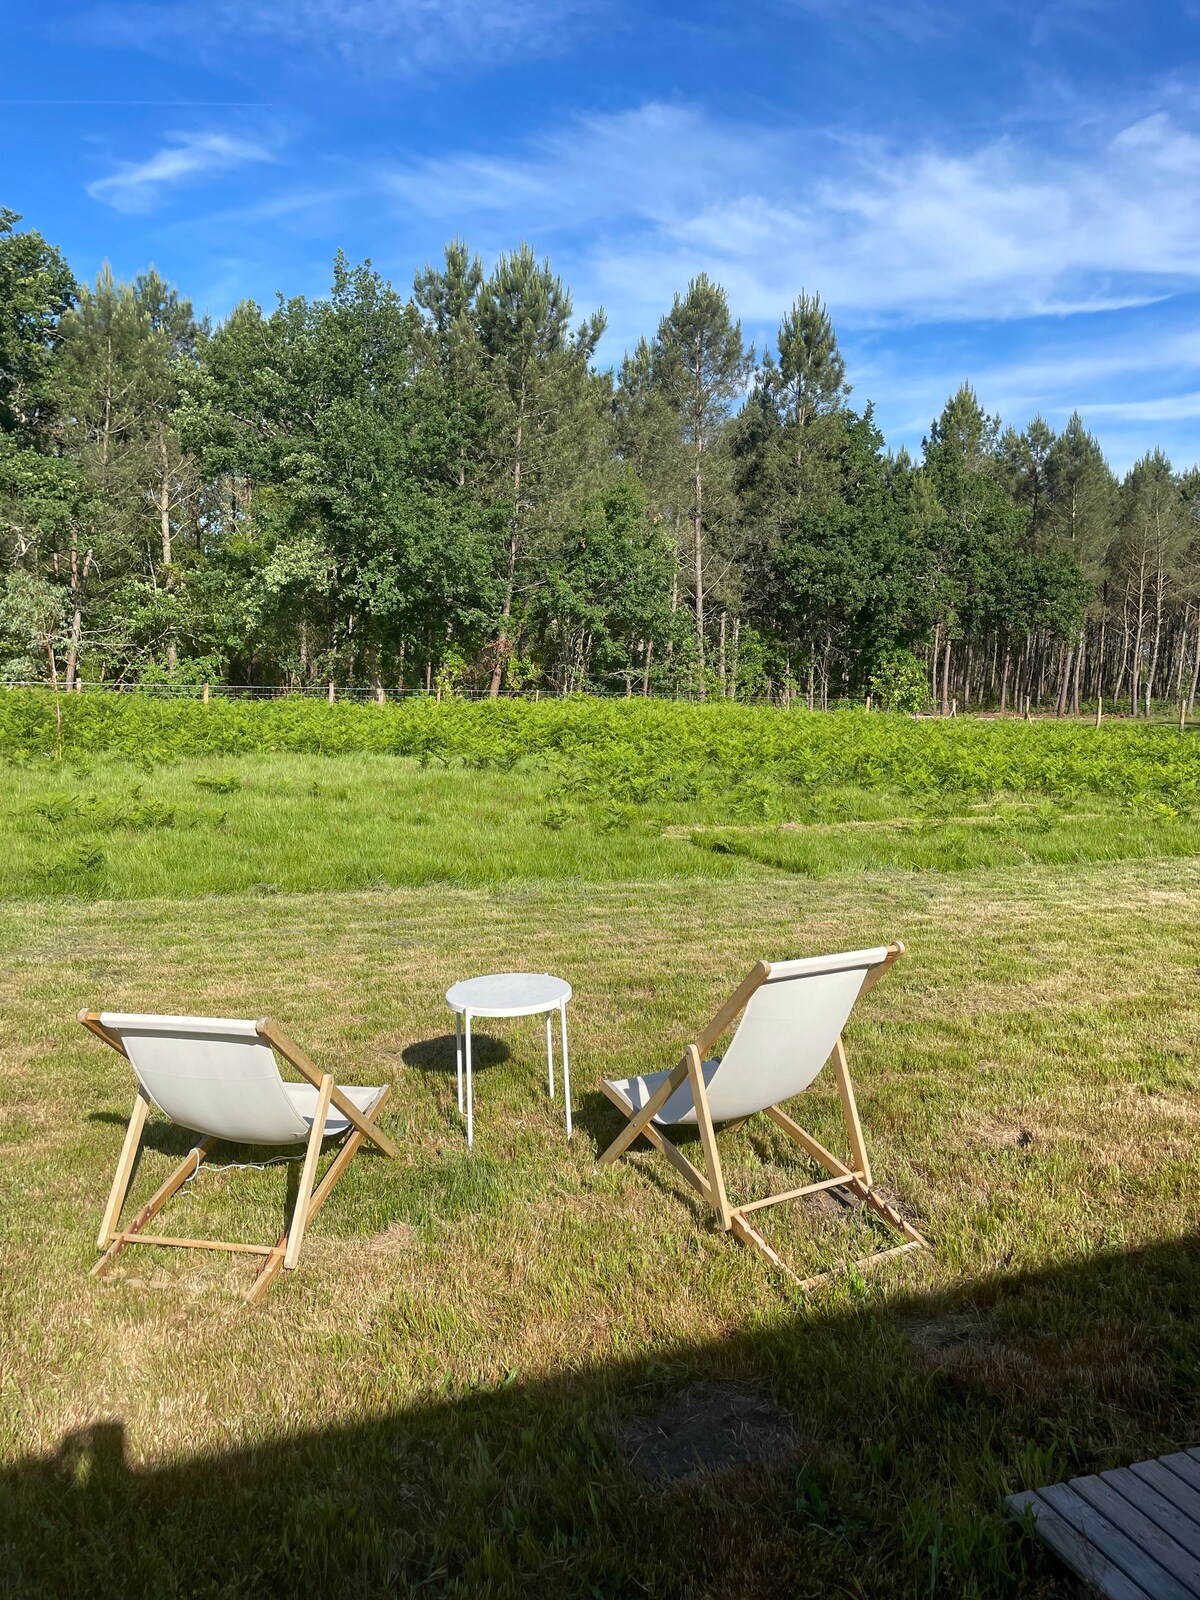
[80,1011,397,1304]
[598,942,927,1287]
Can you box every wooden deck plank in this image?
[1128,1462,1200,1528]
[1070,1474,1200,1595]
[1103,1469,1200,1562]
[1037,1482,1195,1600]
[1163,1455,1200,1495]
[1007,1491,1153,1600]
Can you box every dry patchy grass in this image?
[1,859,1200,1595]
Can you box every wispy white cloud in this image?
[1048,390,1200,422]
[379,92,1200,470]
[781,0,967,42]
[88,130,276,212]
[89,0,596,76]
[384,99,1200,335]
[783,0,1123,48]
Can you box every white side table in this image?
[444,972,573,1149]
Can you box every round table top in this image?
[445,971,571,1017]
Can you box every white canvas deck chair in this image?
[80,1011,397,1304]
[599,943,928,1287]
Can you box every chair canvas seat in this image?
[284,1082,385,1139]
[603,1061,721,1127]
[81,1010,397,1303]
[598,943,928,1289]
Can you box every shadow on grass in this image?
[5,1236,1200,1598]
[87,1110,207,1160]
[402,1031,513,1074]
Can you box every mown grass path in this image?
[3,861,1200,1596]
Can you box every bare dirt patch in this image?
[614,1381,799,1483]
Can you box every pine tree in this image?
[774,291,849,435]
[649,274,751,693]
[477,244,606,694]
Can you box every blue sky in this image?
[6,0,1200,472]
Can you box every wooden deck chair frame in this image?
[598,943,928,1290]
[80,1012,396,1304]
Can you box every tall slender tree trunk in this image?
[1130,565,1146,717]
[1056,646,1073,717]
[1146,557,1165,716]
[159,430,178,669]
[931,625,941,707]
[941,634,951,716]
[693,412,705,697]
[665,567,678,670]
[490,382,525,697]
[63,532,92,691]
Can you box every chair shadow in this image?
[572,1090,716,1225]
[401,1032,512,1074]
[86,1115,351,1233]
[567,1088,620,1148]
[87,1111,200,1159]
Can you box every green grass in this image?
[2,748,1199,899]
[4,698,1200,1597]
[0,754,754,896]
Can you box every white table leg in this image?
[465,1010,474,1149]
[560,1001,572,1140]
[546,1012,555,1099]
[455,1010,463,1114]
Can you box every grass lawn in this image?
[3,709,1200,1597]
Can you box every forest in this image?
[2,205,1199,713]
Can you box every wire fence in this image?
[1,680,676,703]
[3,680,1194,721]
[6,678,833,706]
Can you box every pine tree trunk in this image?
[63,533,92,691]
[1056,646,1073,717]
[693,419,705,696]
[159,429,177,669]
[490,384,525,697]
[931,625,941,707]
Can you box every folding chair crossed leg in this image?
[600,1036,927,1291]
[83,1012,395,1304]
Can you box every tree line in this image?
[2,206,1199,713]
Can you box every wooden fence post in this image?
[327,681,335,704]
[202,682,209,705]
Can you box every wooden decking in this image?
[1008,1450,1200,1598]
